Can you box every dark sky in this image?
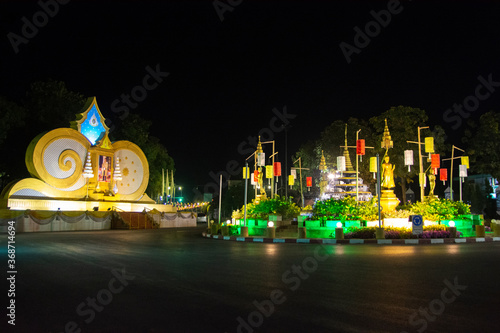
[1,0,500,200]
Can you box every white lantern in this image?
[257,152,266,166]
[337,156,346,172]
[459,164,467,178]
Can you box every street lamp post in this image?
[243,151,257,227]
[261,140,278,199]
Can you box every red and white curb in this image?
[203,233,500,245]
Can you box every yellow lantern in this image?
[461,156,469,169]
[369,156,377,178]
[425,137,434,158]
[243,166,250,179]
[265,165,273,179]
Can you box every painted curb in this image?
[202,232,500,245]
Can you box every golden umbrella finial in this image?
[381,118,393,150]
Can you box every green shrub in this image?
[410,198,470,221]
[313,197,378,221]
[234,195,301,220]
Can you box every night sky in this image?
[1,0,500,200]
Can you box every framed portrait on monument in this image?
[98,155,112,182]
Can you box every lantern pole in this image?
[262,140,277,199]
[218,174,222,223]
[459,171,463,202]
[244,152,257,227]
[377,153,381,228]
[354,130,374,202]
[442,145,465,201]
[342,128,373,203]
[244,160,248,227]
[407,126,429,202]
[356,129,360,203]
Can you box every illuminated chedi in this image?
[2,97,174,212]
[320,126,372,201]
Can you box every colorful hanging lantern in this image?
[439,168,447,185]
[431,154,440,170]
[291,168,297,179]
[356,139,365,161]
[461,156,469,169]
[243,166,250,179]
[273,162,281,177]
[425,137,434,158]
[253,170,259,183]
[404,150,413,172]
[337,156,346,172]
[266,165,273,179]
[306,177,312,188]
[459,165,467,178]
[288,175,295,187]
[369,157,377,178]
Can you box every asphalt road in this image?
[2,226,500,333]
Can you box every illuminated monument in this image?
[379,119,400,212]
[2,97,174,213]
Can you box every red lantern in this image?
[356,139,365,155]
[253,170,259,183]
[431,154,440,170]
[306,177,312,188]
[440,168,447,184]
[273,162,282,177]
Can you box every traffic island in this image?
[202,231,500,245]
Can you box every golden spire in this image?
[256,136,263,154]
[319,150,327,171]
[343,124,354,171]
[381,118,393,150]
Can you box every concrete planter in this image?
[366,220,382,227]
[326,220,342,228]
[305,220,321,228]
[383,218,410,228]
[268,215,282,222]
[297,215,308,227]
